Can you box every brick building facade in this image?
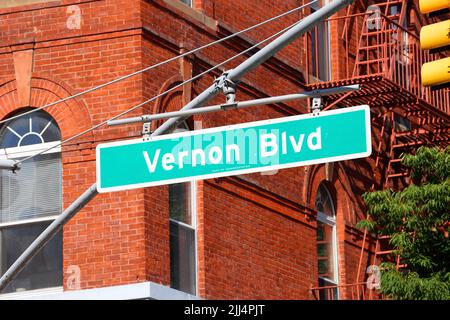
[0,0,448,299]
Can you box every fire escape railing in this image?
[306,11,449,300]
[310,282,384,300]
[304,12,450,115]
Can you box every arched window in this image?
[168,121,197,295]
[0,110,62,294]
[315,182,338,299]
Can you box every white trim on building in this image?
[0,281,201,300]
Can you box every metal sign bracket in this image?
[311,96,323,116]
[142,121,153,141]
[214,70,238,104]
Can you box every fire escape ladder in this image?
[340,1,354,40]
[372,108,450,274]
[386,115,410,186]
[355,111,389,287]
[372,235,407,270]
[372,111,411,273]
[372,111,389,187]
[353,0,406,78]
[352,11,381,77]
[380,0,405,23]
[356,110,411,294]
[370,104,449,274]
[309,1,449,299]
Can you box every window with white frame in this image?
[0,110,62,294]
[310,1,331,81]
[315,182,339,300]
[168,121,197,295]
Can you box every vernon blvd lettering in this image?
[96,105,371,193]
[142,127,322,173]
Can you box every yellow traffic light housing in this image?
[420,20,450,50]
[422,57,450,87]
[419,0,450,14]
[419,0,450,87]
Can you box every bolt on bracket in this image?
[142,121,152,140]
[214,70,238,104]
[311,96,322,116]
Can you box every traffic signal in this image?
[419,0,450,87]
[419,0,450,13]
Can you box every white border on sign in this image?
[96,105,372,193]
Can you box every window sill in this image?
[0,281,201,300]
[0,215,58,228]
[0,286,63,300]
[160,0,218,31]
[0,0,57,9]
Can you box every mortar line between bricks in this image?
[0,0,102,16]
[226,176,316,215]
[204,180,317,228]
[17,23,303,165]
[5,1,322,169]
[2,1,315,129]
[0,28,142,52]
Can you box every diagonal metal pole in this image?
[0,159,19,171]
[0,184,99,291]
[152,0,354,136]
[0,0,353,292]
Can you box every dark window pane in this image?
[0,133,19,149]
[168,122,195,295]
[310,8,330,81]
[317,243,328,257]
[1,128,20,149]
[315,183,335,218]
[317,226,324,241]
[180,0,192,6]
[0,110,61,149]
[311,27,317,77]
[318,260,328,275]
[169,183,191,224]
[0,221,62,293]
[170,221,196,295]
[20,134,43,146]
[316,221,335,280]
[4,117,29,137]
[394,114,412,132]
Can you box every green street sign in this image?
[96,105,371,193]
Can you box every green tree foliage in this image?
[357,146,450,300]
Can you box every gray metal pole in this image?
[0,0,353,293]
[0,159,19,171]
[152,0,353,136]
[0,184,98,291]
[108,85,360,126]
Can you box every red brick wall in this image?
[0,0,148,291]
[200,179,317,299]
[199,0,305,69]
